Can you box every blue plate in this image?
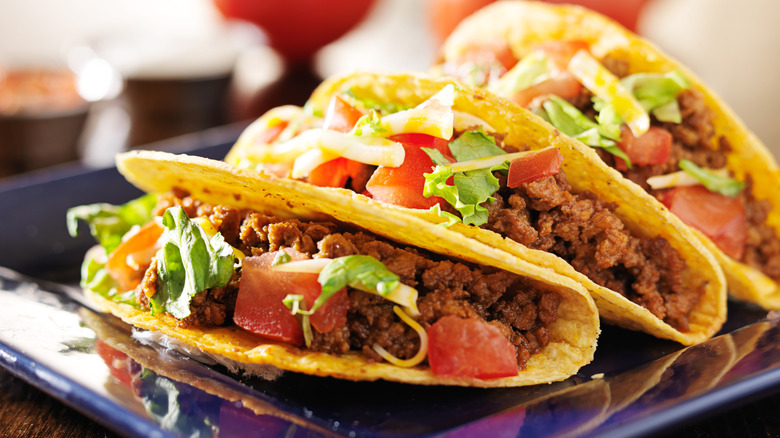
[1,126,780,437]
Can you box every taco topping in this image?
[71,192,564,378]
[446,39,780,281]
[226,83,702,331]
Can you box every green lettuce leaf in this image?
[80,247,137,306]
[150,207,236,318]
[67,194,157,253]
[422,129,506,226]
[541,96,632,167]
[679,159,745,197]
[620,71,690,123]
[315,255,400,313]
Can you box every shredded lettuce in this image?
[352,110,388,137]
[80,247,137,306]
[150,207,236,318]
[620,71,690,123]
[679,159,745,197]
[540,96,631,167]
[422,129,507,226]
[66,193,157,253]
[343,89,412,115]
[318,255,400,310]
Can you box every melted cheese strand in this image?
[568,50,650,137]
[647,168,732,190]
[272,258,333,273]
[290,148,339,178]
[372,306,428,368]
[443,147,556,173]
[453,110,496,133]
[381,84,455,139]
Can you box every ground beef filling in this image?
[484,171,697,331]
[137,195,562,370]
[574,56,780,281]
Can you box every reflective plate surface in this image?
[1,129,779,437]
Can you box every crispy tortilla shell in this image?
[113,150,599,387]
[438,0,780,309]
[303,71,726,345]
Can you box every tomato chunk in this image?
[308,157,372,191]
[660,185,747,260]
[365,133,453,209]
[507,147,563,188]
[427,316,518,379]
[323,95,364,133]
[234,249,347,345]
[532,40,590,70]
[256,121,288,144]
[615,125,672,170]
[106,221,164,291]
[511,71,583,108]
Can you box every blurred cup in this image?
[90,25,255,147]
[0,63,90,177]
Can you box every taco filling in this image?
[226,85,700,332]
[70,191,566,379]
[441,39,780,282]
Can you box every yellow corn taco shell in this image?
[103,150,600,388]
[288,71,724,345]
[436,0,780,310]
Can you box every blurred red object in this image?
[427,0,498,44]
[212,0,377,65]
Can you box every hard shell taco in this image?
[68,151,600,388]
[434,0,780,310]
[224,71,726,345]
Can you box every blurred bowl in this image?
[0,67,90,177]
[212,0,377,65]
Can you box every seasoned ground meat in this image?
[485,171,698,331]
[137,195,562,370]
[587,57,780,281]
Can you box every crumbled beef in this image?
[138,196,562,370]
[573,58,780,282]
[485,171,699,331]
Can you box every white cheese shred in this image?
[372,306,428,368]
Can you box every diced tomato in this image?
[615,125,673,170]
[457,40,518,72]
[364,133,454,209]
[94,340,134,389]
[323,95,364,133]
[507,147,563,188]
[233,249,348,345]
[660,185,747,260]
[510,41,589,107]
[106,221,164,291]
[256,121,288,144]
[427,316,518,379]
[308,157,372,191]
[511,71,583,108]
[532,40,590,70]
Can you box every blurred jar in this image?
[0,65,89,177]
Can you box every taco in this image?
[68,150,600,387]
[224,71,725,345]
[434,1,780,310]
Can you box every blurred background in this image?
[0,0,777,180]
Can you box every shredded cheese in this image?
[568,50,650,137]
[380,84,456,139]
[647,168,732,190]
[372,306,428,368]
[443,147,556,173]
[272,258,332,273]
[453,110,496,133]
